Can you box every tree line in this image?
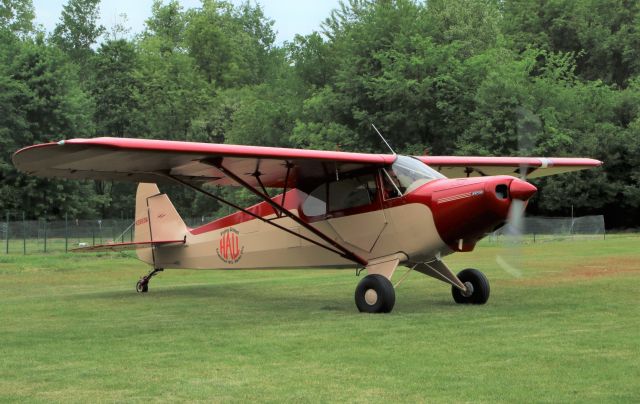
[1,0,639,228]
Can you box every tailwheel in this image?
[135,268,163,294]
[452,268,490,304]
[136,279,149,293]
[355,274,395,313]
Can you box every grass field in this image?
[1,236,639,402]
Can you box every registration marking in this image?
[437,189,484,204]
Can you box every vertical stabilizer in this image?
[135,183,188,263]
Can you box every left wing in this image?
[417,156,602,179]
[13,137,394,189]
[72,239,186,253]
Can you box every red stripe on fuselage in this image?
[189,189,303,235]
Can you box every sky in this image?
[32,0,342,44]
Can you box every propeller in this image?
[496,108,540,277]
[496,176,531,277]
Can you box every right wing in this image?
[417,156,602,179]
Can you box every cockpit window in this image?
[386,155,445,195]
[329,174,377,211]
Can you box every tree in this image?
[184,0,275,87]
[295,0,501,154]
[502,0,640,87]
[0,38,99,218]
[287,32,334,89]
[51,0,105,64]
[0,0,34,37]
[144,0,185,54]
[91,39,141,137]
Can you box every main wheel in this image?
[355,274,396,313]
[452,268,489,304]
[136,279,149,293]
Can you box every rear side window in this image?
[301,173,378,217]
[301,183,327,217]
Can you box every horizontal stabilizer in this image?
[72,238,186,253]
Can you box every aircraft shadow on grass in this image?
[74,280,465,314]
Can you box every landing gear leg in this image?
[136,268,163,293]
[414,260,490,305]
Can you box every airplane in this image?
[13,137,602,313]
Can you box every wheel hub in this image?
[364,289,378,305]
[461,281,474,297]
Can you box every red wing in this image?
[417,156,602,179]
[72,239,186,253]
[13,137,394,188]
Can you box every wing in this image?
[72,239,186,253]
[417,156,602,179]
[13,137,394,189]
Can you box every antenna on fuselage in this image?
[371,123,396,155]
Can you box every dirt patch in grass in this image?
[506,257,640,286]
[567,259,639,279]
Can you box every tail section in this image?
[135,183,188,264]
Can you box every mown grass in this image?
[1,235,639,402]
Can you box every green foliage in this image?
[502,0,640,87]
[184,0,275,87]
[91,39,142,137]
[1,0,640,226]
[0,37,99,218]
[0,0,34,37]
[51,0,104,64]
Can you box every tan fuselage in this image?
[135,185,448,270]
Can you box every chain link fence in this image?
[488,215,606,243]
[0,213,219,254]
[1,212,607,254]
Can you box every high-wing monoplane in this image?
[13,138,601,312]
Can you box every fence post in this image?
[65,212,68,252]
[5,212,8,254]
[92,227,95,246]
[43,218,47,253]
[22,212,26,255]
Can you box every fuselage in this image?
[149,157,536,270]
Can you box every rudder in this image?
[135,183,188,263]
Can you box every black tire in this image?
[452,268,490,304]
[355,274,396,313]
[136,280,148,293]
[451,268,490,304]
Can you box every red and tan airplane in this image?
[13,137,601,312]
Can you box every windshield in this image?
[385,155,446,195]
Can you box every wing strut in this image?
[214,162,368,266]
[166,174,368,266]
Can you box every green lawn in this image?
[1,236,639,402]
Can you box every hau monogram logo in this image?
[216,228,244,264]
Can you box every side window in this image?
[301,173,379,217]
[381,168,402,199]
[301,183,327,217]
[329,174,377,212]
